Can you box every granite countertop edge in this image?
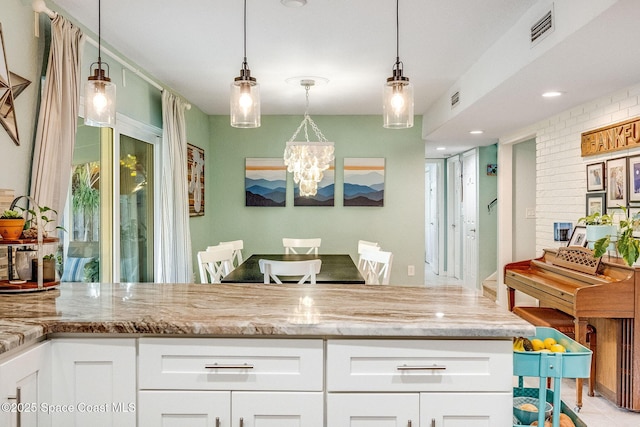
[0,282,536,356]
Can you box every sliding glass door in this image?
[119,134,154,282]
[65,115,161,283]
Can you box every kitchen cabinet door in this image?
[0,341,52,427]
[420,392,511,426]
[138,390,230,427]
[327,393,419,427]
[50,338,136,427]
[231,392,323,427]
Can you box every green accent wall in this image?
[201,115,426,285]
[478,144,498,284]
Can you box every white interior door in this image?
[447,157,462,279]
[462,149,478,290]
[425,163,439,275]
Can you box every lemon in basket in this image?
[543,337,557,350]
[531,338,545,351]
[550,343,566,353]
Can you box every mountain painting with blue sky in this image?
[343,158,385,207]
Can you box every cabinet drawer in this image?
[327,339,512,392]
[139,338,323,391]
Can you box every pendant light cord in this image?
[243,0,248,68]
[97,0,102,65]
[395,0,399,65]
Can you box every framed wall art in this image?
[553,222,572,242]
[0,24,21,146]
[343,158,385,207]
[245,158,286,207]
[567,225,588,247]
[585,192,606,216]
[187,144,205,216]
[628,155,640,203]
[586,162,605,192]
[606,157,627,209]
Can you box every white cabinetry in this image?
[50,338,137,427]
[0,341,52,427]
[326,339,513,427]
[138,338,323,427]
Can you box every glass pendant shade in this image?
[84,67,116,127]
[383,78,413,128]
[230,78,260,128]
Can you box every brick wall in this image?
[534,83,640,253]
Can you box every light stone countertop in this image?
[0,282,535,355]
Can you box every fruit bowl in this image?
[513,396,552,425]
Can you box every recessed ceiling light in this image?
[281,0,307,7]
[542,91,563,98]
[436,147,446,151]
[469,130,484,135]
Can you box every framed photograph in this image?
[628,155,640,203]
[568,225,588,247]
[606,157,627,209]
[586,162,605,192]
[553,222,572,242]
[585,192,606,216]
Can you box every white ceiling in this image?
[50,0,640,158]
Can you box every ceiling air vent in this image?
[451,91,460,109]
[531,7,554,45]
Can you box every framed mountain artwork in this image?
[343,158,385,207]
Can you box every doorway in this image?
[425,160,445,277]
[65,115,161,283]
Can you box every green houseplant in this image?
[0,209,26,239]
[578,211,615,249]
[593,207,640,266]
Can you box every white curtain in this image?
[30,16,84,218]
[157,91,193,283]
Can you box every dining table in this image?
[221,254,365,284]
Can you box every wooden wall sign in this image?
[581,117,640,157]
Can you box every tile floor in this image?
[424,264,640,426]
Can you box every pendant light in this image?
[231,0,260,128]
[283,80,334,197]
[383,0,413,129]
[84,0,116,127]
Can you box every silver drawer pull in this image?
[397,364,447,371]
[205,363,254,369]
[7,387,22,427]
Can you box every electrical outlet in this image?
[526,208,536,219]
[408,265,415,276]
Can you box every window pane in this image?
[119,134,154,282]
[65,121,101,282]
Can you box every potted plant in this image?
[578,211,615,249]
[31,254,58,282]
[594,207,640,266]
[16,205,64,238]
[0,209,26,239]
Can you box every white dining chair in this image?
[359,250,393,285]
[283,238,321,255]
[197,244,234,283]
[217,239,244,269]
[357,240,380,274]
[258,259,322,284]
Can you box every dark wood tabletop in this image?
[221,254,365,284]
